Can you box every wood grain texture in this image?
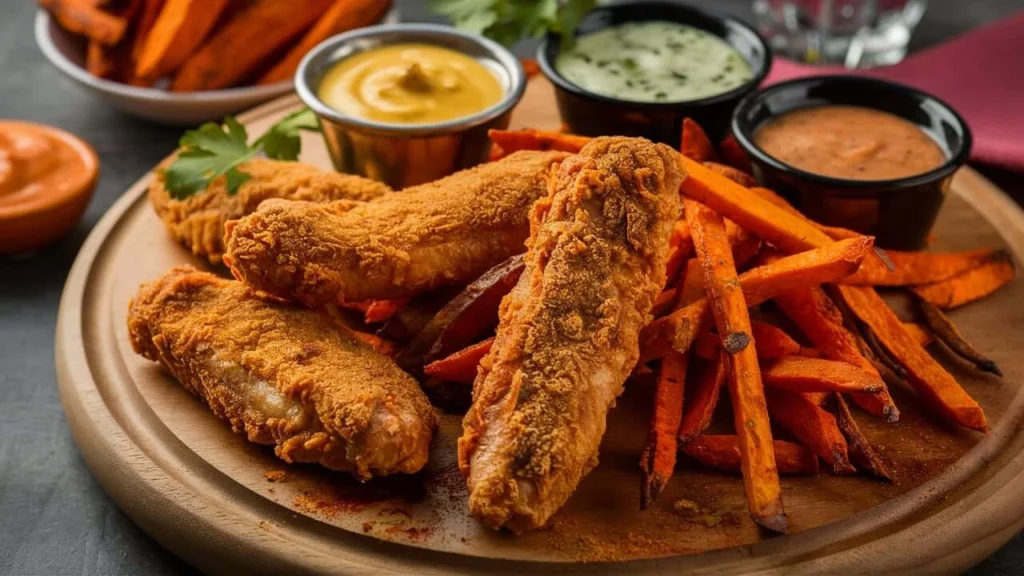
[53,81,1024,573]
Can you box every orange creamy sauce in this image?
[0,122,95,213]
[754,105,947,181]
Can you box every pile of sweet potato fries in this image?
[344,119,1015,533]
[39,0,390,90]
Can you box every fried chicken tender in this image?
[222,150,570,305]
[127,266,436,480]
[150,158,392,264]
[457,137,684,532]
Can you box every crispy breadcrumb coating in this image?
[127,266,436,480]
[458,137,684,532]
[150,158,392,264]
[222,150,570,304]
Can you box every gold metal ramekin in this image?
[296,24,526,189]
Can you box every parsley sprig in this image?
[430,0,597,48]
[163,107,320,199]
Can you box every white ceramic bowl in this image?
[34,8,398,126]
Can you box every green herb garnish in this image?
[163,107,320,200]
[430,0,598,48]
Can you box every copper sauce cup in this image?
[296,24,526,189]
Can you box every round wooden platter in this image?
[57,77,1024,575]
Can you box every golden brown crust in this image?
[222,150,570,304]
[149,158,392,264]
[458,137,684,532]
[127,266,436,479]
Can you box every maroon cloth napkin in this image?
[764,11,1024,171]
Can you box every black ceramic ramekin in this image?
[537,1,772,146]
[731,76,972,250]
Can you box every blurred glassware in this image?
[753,0,927,68]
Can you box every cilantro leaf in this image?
[555,0,595,37]
[165,119,258,199]
[431,0,598,48]
[224,168,252,194]
[430,0,499,34]
[162,107,322,199]
[255,107,320,161]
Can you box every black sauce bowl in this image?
[537,1,771,146]
[732,76,972,250]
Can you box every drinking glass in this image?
[752,0,927,68]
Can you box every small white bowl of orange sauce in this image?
[0,121,99,254]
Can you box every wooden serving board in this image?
[57,78,1024,574]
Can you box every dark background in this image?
[2,1,1022,574]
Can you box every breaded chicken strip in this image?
[458,137,683,532]
[127,266,436,479]
[223,150,570,305]
[150,158,392,264]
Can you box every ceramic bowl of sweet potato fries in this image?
[34,0,395,125]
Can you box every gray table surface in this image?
[2,1,1023,574]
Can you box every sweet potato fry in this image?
[171,0,333,91]
[675,258,706,305]
[830,394,892,481]
[704,161,757,187]
[910,252,1015,310]
[641,250,708,506]
[766,388,854,474]
[916,297,1001,376]
[680,435,819,476]
[853,320,908,380]
[423,337,494,384]
[694,321,805,361]
[836,284,988,432]
[649,259,710,357]
[652,288,678,318]
[665,221,693,287]
[258,0,392,85]
[746,186,866,243]
[364,298,408,324]
[40,0,128,45]
[130,0,165,63]
[726,219,762,270]
[488,142,507,162]
[748,322,806,358]
[762,356,884,395]
[842,248,1005,286]
[350,331,399,357]
[86,40,119,79]
[639,237,874,363]
[135,0,229,80]
[640,350,689,508]
[740,237,873,305]
[718,134,752,174]
[487,129,591,155]
[681,118,717,162]
[679,156,834,254]
[395,255,524,372]
[686,198,786,533]
[901,321,933,347]
[678,353,726,443]
[772,277,898,422]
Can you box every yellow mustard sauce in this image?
[317,43,505,125]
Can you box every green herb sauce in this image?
[555,21,753,103]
